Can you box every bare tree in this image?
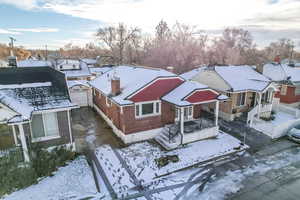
[96,23,141,64]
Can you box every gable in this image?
[192,70,231,91]
[129,77,184,102]
[185,89,218,103]
[0,103,18,123]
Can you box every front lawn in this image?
[2,156,100,200]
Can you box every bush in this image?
[155,155,179,168]
[0,151,37,196]
[0,145,76,197]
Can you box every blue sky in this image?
[0,0,299,50]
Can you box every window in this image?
[31,113,59,141]
[262,91,272,104]
[236,93,246,106]
[135,101,161,118]
[280,85,287,95]
[175,106,193,121]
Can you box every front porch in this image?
[156,102,220,150]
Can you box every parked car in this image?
[287,125,300,143]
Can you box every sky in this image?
[0,0,300,50]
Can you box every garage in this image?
[68,81,92,107]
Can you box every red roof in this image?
[185,90,218,103]
[129,77,184,102]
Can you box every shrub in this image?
[0,151,37,196]
[0,145,76,197]
[155,155,179,168]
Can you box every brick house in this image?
[181,65,277,125]
[89,66,226,149]
[263,62,300,107]
[0,67,77,162]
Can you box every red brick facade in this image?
[275,85,300,104]
[93,89,205,135]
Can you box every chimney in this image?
[274,55,281,63]
[111,76,121,96]
[166,66,175,73]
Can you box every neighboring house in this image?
[54,59,93,107]
[67,80,92,107]
[17,59,52,68]
[89,66,113,78]
[89,65,226,149]
[0,67,77,162]
[181,65,277,125]
[55,59,92,81]
[263,62,300,107]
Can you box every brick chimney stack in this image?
[274,55,281,63]
[111,76,121,96]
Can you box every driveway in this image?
[71,107,124,151]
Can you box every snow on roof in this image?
[214,65,271,92]
[0,82,52,89]
[80,58,97,65]
[59,60,92,78]
[89,67,112,75]
[0,87,75,123]
[89,65,176,105]
[17,59,52,68]
[263,63,300,83]
[162,81,210,106]
[67,80,90,88]
[180,67,204,80]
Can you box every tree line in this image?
[1,20,299,73]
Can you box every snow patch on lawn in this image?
[2,156,100,200]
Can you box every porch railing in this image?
[167,118,215,142]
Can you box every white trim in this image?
[19,124,30,162]
[33,107,75,114]
[32,135,61,143]
[135,100,161,118]
[127,76,184,99]
[30,112,60,142]
[67,110,73,145]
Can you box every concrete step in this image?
[155,135,180,150]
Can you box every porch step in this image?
[155,127,181,150]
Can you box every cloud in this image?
[0,28,21,35]
[9,28,59,33]
[0,0,37,10]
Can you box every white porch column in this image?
[12,125,18,146]
[18,124,30,162]
[180,107,184,144]
[257,93,262,119]
[215,101,219,126]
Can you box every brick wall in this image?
[275,85,300,104]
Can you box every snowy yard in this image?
[1,156,101,200]
[252,111,300,138]
[94,131,247,199]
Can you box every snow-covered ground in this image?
[252,111,300,138]
[94,132,246,199]
[2,156,101,200]
[195,147,300,200]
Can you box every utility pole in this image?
[9,37,16,56]
[45,45,48,60]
